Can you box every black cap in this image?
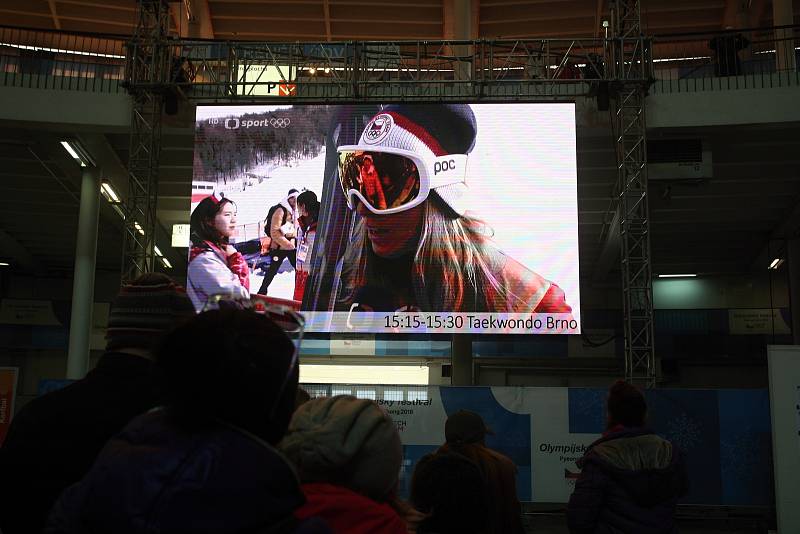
[445,410,493,444]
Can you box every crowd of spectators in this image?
[0,274,686,534]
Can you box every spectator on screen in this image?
[294,190,320,301]
[187,193,250,311]
[567,380,688,534]
[0,274,195,534]
[46,309,328,534]
[335,104,573,315]
[258,189,301,295]
[279,395,410,534]
[410,450,490,534]
[437,410,525,534]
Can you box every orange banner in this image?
[0,367,19,446]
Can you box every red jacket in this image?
[295,482,406,534]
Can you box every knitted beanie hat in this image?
[353,104,477,216]
[279,395,403,501]
[106,273,196,351]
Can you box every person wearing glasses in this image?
[187,193,251,312]
[336,104,573,315]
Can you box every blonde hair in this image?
[340,197,513,311]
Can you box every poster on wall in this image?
[352,385,773,505]
[0,367,19,446]
[189,103,581,334]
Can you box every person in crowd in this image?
[188,193,250,311]
[410,450,490,534]
[294,190,320,301]
[567,380,689,534]
[259,189,301,295]
[0,274,195,534]
[708,28,750,76]
[336,104,573,314]
[46,308,327,534]
[279,395,409,534]
[437,410,525,534]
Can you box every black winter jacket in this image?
[45,408,330,534]
[567,427,688,534]
[0,352,160,534]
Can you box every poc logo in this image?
[434,159,456,175]
[225,118,240,130]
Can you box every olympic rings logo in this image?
[270,118,291,128]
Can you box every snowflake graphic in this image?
[666,413,702,452]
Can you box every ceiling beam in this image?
[323,0,332,41]
[48,0,61,29]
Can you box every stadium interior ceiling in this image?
[0,0,799,282]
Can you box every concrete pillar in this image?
[773,0,797,72]
[789,239,800,345]
[66,167,100,379]
[451,333,473,385]
[444,0,474,81]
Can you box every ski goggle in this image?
[337,146,468,215]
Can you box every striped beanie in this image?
[106,273,195,351]
[356,104,477,216]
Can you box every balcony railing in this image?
[0,24,797,97]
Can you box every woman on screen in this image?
[336,104,573,314]
[187,193,250,311]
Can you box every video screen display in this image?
[190,103,580,334]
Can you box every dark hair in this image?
[297,190,320,222]
[155,309,298,444]
[607,380,647,428]
[411,451,489,534]
[190,196,235,247]
[288,188,299,196]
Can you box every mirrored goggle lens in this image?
[338,151,422,211]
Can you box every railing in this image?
[0,26,126,92]
[0,24,797,97]
[651,24,799,92]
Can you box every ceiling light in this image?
[100,181,121,204]
[769,258,784,270]
[161,257,173,269]
[323,67,330,74]
[134,221,145,235]
[0,262,9,267]
[657,274,697,278]
[60,140,94,167]
[307,67,316,74]
[154,245,164,257]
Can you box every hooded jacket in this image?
[567,427,689,534]
[45,408,329,534]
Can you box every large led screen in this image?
[190,104,580,334]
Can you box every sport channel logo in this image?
[214,117,291,130]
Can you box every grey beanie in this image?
[279,395,402,501]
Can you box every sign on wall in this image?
[376,385,773,505]
[0,367,19,446]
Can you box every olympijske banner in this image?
[385,386,771,505]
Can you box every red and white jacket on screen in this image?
[187,241,250,311]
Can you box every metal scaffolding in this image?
[121,2,656,383]
[120,0,171,282]
[609,0,656,386]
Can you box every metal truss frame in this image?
[123,3,655,384]
[609,0,656,387]
[120,0,171,282]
